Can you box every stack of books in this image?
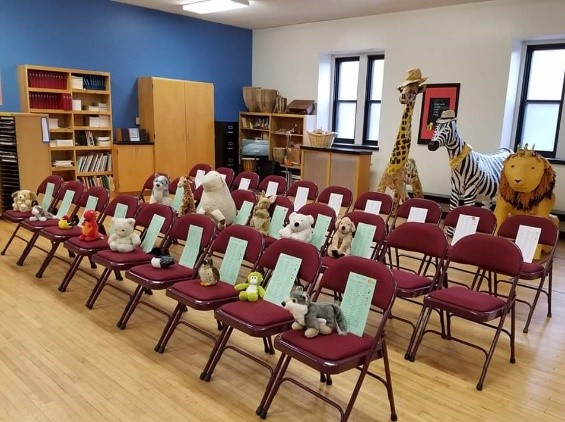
[52,160,73,168]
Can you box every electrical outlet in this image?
[135,116,140,125]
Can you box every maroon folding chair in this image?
[215,167,235,188]
[352,191,394,230]
[442,205,497,238]
[58,194,139,292]
[232,171,260,191]
[298,202,337,253]
[263,195,294,248]
[138,172,168,202]
[257,175,288,196]
[284,180,319,205]
[188,163,212,179]
[317,185,353,217]
[117,213,217,330]
[154,225,264,353]
[257,256,397,422]
[389,197,442,229]
[407,233,523,390]
[200,238,321,383]
[231,189,258,224]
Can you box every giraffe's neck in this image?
[386,101,415,174]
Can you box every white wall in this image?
[252,0,565,211]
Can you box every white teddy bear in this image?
[197,171,236,230]
[108,217,141,253]
[329,216,356,257]
[279,212,315,242]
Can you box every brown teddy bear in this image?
[329,216,355,257]
[12,189,37,213]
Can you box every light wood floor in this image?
[0,219,564,422]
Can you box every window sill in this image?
[548,158,565,165]
[332,143,379,152]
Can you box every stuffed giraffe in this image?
[376,68,426,209]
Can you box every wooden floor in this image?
[0,219,564,422]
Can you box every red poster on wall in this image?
[417,83,460,144]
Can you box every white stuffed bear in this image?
[279,212,315,242]
[196,170,236,230]
[12,189,37,213]
[329,216,355,258]
[108,217,141,253]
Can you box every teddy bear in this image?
[12,189,37,213]
[249,191,275,235]
[328,216,356,258]
[29,205,55,221]
[177,175,196,216]
[107,217,141,253]
[234,271,265,302]
[279,212,314,242]
[150,174,172,206]
[196,170,236,230]
[281,287,347,338]
[79,210,103,241]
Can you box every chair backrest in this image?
[317,185,353,217]
[268,195,294,223]
[257,175,288,195]
[134,203,176,235]
[53,181,85,217]
[99,194,139,230]
[341,211,387,259]
[443,205,497,235]
[189,163,212,179]
[497,214,559,250]
[78,187,110,221]
[36,175,64,197]
[169,177,182,194]
[392,198,442,228]
[285,180,319,202]
[386,222,449,259]
[215,167,235,188]
[231,189,258,211]
[163,213,216,267]
[209,224,264,266]
[353,191,394,223]
[232,171,260,191]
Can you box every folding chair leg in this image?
[523,275,548,333]
[88,256,97,269]
[85,268,112,309]
[58,255,85,292]
[257,354,292,419]
[1,224,22,255]
[382,341,397,421]
[154,303,185,353]
[407,305,433,362]
[114,270,123,281]
[35,242,61,278]
[117,285,145,330]
[263,336,275,354]
[548,271,553,318]
[200,325,234,382]
[16,231,41,266]
[476,310,511,391]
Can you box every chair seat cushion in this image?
[2,210,32,222]
[168,280,239,302]
[42,225,83,238]
[21,219,60,230]
[392,268,433,291]
[277,330,373,361]
[65,236,109,251]
[94,248,153,265]
[520,261,545,276]
[127,263,196,284]
[427,286,505,312]
[218,300,293,326]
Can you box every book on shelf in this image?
[53,160,73,168]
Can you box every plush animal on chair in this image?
[198,257,220,286]
[279,212,315,242]
[234,271,265,302]
[12,189,37,213]
[249,191,275,235]
[196,170,236,230]
[177,175,196,216]
[150,174,172,206]
[328,216,355,258]
[107,217,141,253]
[281,287,347,338]
[79,210,103,241]
[29,205,55,221]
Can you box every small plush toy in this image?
[177,175,196,216]
[197,171,237,230]
[328,216,356,258]
[249,191,275,235]
[150,174,172,206]
[282,287,347,338]
[29,205,55,221]
[107,217,141,252]
[79,210,103,241]
[279,212,315,242]
[198,257,220,286]
[12,189,37,213]
[234,271,265,302]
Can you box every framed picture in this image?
[417,83,460,144]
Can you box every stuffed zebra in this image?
[428,110,511,212]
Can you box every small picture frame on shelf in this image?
[128,128,140,142]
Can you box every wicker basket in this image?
[308,131,337,148]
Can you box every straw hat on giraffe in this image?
[400,68,428,87]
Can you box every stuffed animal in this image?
[58,215,72,230]
[79,210,103,241]
[196,170,236,230]
[281,287,347,338]
[107,217,141,252]
[177,175,196,216]
[150,174,172,206]
[328,216,355,258]
[279,212,315,242]
[12,189,37,213]
[234,271,265,302]
[29,205,55,221]
[198,257,220,286]
[249,191,275,235]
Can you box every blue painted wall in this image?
[0,0,252,126]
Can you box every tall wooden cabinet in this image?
[18,65,113,189]
[138,77,215,178]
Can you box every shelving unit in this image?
[18,65,113,189]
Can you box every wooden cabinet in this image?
[112,144,155,193]
[138,77,215,179]
[18,65,113,190]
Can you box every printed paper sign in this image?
[264,254,302,306]
[171,186,184,212]
[234,200,254,225]
[238,177,251,191]
[140,214,166,252]
[194,169,206,188]
[40,182,55,210]
[451,214,479,245]
[407,206,428,223]
[265,181,279,198]
[311,214,332,250]
[350,223,377,259]
[268,205,288,239]
[78,196,99,226]
[340,272,377,336]
[515,225,542,263]
[178,225,203,268]
[109,203,129,234]
[219,237,248,285]
[293,187,309,211]
[55,190,75,219]
[328,193,343,217]
[364,200,382,215]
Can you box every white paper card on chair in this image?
[219,173,227,181]
[109,203,129,234]
[140,214,166,253]
[515,225,541,263]
[311,214,332,250]
[264,254,302,306]
[328,193,343,217]
[451,214,479,245]
[55,190,75,219]
[219,237,249,285]
[179,225,203,269]
[171,186,184,212]
[350,223,377,259]
[407,207,427,223]
[40,182,55,210]
[340,272,377,336]
[265,181,279,198]
[293,187,309,211]
[194,170,206,188]
[238,177,251,191]
[234,200,254,226]
[78,196,99,226]
[268,206,288,239]
[364,200,382,215]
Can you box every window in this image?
[515,43,565,159]
[332,54,384,148]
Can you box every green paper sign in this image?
[171,186,184,212]
[350,223,377,259]
[340,272,377,336]
[234,200,254,225]
[140,214,166,252]
[219,237,248,285]
[264,254,302,306]
[311,214,332,250]
[178,225,203,268]
[40,182,55,210]
[55,190,75,219]
[268,205,288,238]
[109,203,128,234]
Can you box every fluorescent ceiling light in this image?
[182,0,249,14]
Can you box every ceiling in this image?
[112,0,494,30]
